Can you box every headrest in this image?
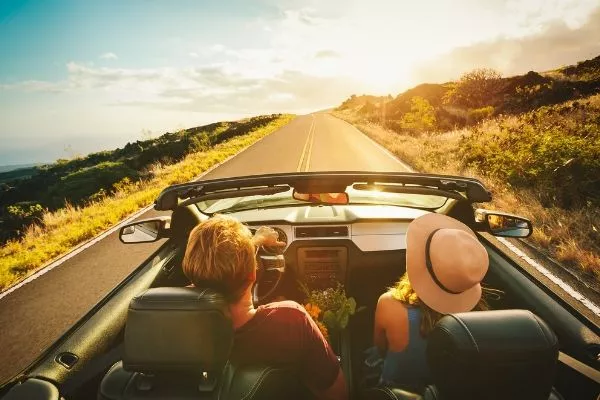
[427,310,559,400]
[123,287,233,374]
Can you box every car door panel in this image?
[483,240,600,399]
[0,241,177,399]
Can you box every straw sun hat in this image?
[406,213,489,314]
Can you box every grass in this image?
[333,110,600,287]
[0,114,295,291]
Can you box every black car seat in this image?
[98,287,307,400]
[364,309,563,400]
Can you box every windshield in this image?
[197,186,449,214]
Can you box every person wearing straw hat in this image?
[368,213,496,390]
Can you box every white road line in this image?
[0,124,284,300]
[497,237,600,317]
[0,204,155,301]
[331,114,600,316]
[332,115,414,172]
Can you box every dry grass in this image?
[0,115,295,291]
[334,111,600,283]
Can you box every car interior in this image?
[1,175,599,400]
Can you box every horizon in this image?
[2,0,600,164]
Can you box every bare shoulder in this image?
[377,292,408,316]
[377,291,394,304]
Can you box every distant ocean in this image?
[0,163,43,174]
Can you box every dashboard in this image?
[248,222,413,252]
[237,204,432,289]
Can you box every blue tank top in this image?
[380,307,430,389]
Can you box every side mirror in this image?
[475,209,533,238]
[292,190,349,205]
[119,217,171,244]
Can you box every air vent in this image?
[295,226,349,238]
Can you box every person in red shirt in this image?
[182,215,347,400]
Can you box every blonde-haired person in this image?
[183,215,347,400]
[371,213,496,390]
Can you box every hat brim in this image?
[406,213,483,314]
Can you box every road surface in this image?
[0,113,409,383]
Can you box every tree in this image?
[401,96,437,132]
[444,68,503,108]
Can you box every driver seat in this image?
[98,287,305,400]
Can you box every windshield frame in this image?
[154,171,492,211]
[196,185,452,215]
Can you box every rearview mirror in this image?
[475,209,533,238]
[292,190,349,205]
[119,217,171,244]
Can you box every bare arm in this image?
[374,294,389,356]
[375,293,410,354]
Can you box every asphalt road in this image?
[0,113,409,383]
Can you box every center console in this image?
[297,246,348,289]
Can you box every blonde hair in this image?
[389,273,495,337]
[183,215,256,302]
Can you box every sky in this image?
[1,0,600,165]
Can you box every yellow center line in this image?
[296,115,315,172]
[304,117,316,172]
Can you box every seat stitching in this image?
[240,367,275,400]
[530,311,553,346]
[449,315,479,352]
[240,368,273,400]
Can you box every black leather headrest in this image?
[427,310,559,400]
[123,287,233,374]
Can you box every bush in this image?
[459,99,600,209]
[47,161,139,206]
[0,202,44,241]
[400,96,437,133]
[444,68,503,108]
[467,106,495,124]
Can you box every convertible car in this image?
[1,172,598,400]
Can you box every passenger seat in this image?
[364,309,563,400]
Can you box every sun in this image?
[346,56,413,94]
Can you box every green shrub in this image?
[47,161,139,206]
[1,202,44,241]
[400,96,437,133]
[460,99,600,208]
[444,68,503,108]
[467,106,494,124]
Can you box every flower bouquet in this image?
[300,282,358,345]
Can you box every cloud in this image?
[412,6,600,82]
[314,50,340,59]
[0,58,364,114]
[99,52,118,60]
[5,1,600,117]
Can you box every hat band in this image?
[425,229,462,295]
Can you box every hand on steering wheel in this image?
[252,226,286,249]
[252,227,286,305]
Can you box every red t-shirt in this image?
[231,300,340,390]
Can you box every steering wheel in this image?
[252,246,286,304]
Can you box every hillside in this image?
[0,115,294,290]
[335,55,600,285]
[0,115,283,244]
[338,55,600,130]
